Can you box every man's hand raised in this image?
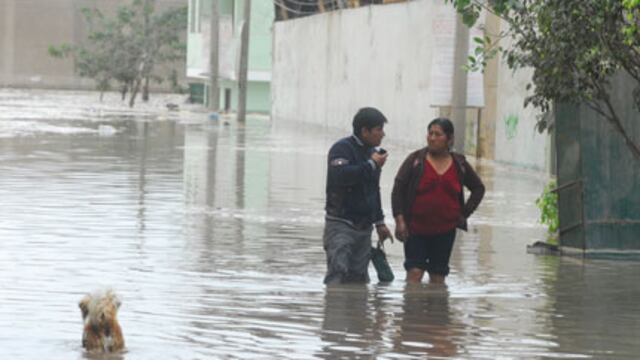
[371,151,388,168]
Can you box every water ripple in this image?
[1,90,639,359]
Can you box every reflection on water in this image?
[1,89,640,359]
[319,285,391,359]
[393,285,458,358]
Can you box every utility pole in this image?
[236,0,251,123]
[209,0,220,110]
[142,0,152,102]
[450,12,469,153]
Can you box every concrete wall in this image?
[0,0,86,88]
[272,1,553,170]
[272,0,441,148]
[493,51,551,171]
[0,0,186,91]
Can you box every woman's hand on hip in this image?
[394,216,409,242]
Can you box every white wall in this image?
[272,1,552,171]
[493,50,551,171]
[272,1,442,148]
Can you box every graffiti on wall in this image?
[504,114,519,140]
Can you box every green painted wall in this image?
[219,79,270,113]
[220,0,234,15]
[245,1,273,72]
[186,33,204,76]
[555,103,585,251]
[556,72,640,255]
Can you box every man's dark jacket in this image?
[325,135,384,228]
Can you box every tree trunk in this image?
[121,84,128,101]
[142,76,150,102]
[129,78,142,108]
[141,0,151,104]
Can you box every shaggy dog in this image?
[78,290,125,353]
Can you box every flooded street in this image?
[1,89,640,359]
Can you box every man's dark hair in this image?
[428,117,455,139]
[352,107,387,136]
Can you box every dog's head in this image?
[79,290,122,328]
[79,290,124,352]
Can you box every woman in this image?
[391,118,484,284]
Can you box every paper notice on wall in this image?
[430,5,485,108]
[430,4,456,107]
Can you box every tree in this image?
[49,0,187,107]
[448,0,640,159]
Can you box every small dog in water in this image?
[78,290,125,353]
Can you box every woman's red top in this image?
[409,159,462,236]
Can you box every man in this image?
[323,107,393,285]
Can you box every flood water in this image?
[1,89,640,359]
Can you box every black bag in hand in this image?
[371,242,394,282]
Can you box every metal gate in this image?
[554,72,640,256]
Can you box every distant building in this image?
[187,0,273,113]
[0,0,185,90]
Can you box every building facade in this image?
[187,0,273,113]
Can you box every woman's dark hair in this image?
[352,107,387,136]
[428,117,454,139]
